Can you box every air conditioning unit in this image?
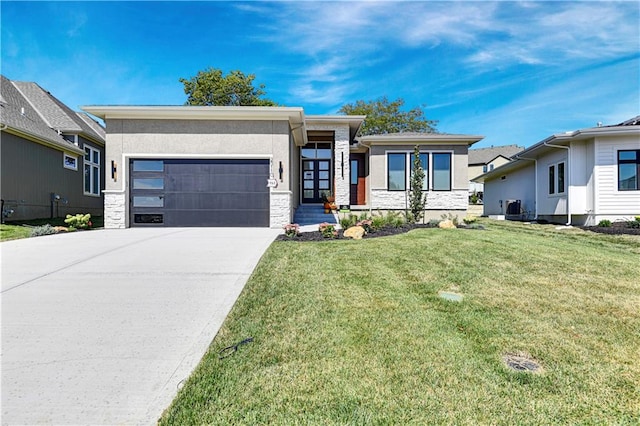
[506,199,521,216]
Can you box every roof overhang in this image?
[304,115,365,142]
[1,126,85,155]
[358,133,484,147]
[81,105,308,146]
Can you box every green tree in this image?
[408,145,427,223]
[339,96,437,136]
[179,67,277,106]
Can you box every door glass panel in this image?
[133,196,164,207]
[319,171,329,179]
[316,149,332,159]
[303,190,314,198]
[319,161,330,170]
[303,181,314,189]
[319,180,329,189]
[351,160,358,185]
[133,178,164,190]
[302,148,315,159]
[133,160,164,172]
[303,162,314,170]
[303,171,314,179]
[619,151,637,161]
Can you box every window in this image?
[388,153,406,191]
[63,153,77,171]
[387,151,450,191]
[432,153,451,191]
[548,161,565,195]
[411,153,429,190]
[618,150,640,190]
[482,164,487,173]
[84,145,100,195]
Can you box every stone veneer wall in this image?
[270,191,291,228]
[306,123,350,207]
[371,189,469,210]
[104,191,126,228]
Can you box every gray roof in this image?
[468,144,524,165]
[0,75,104,152]
[613,115,640,126]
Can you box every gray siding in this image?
[1,132,104,220]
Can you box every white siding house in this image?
[475,117,640,225]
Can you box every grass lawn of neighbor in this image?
[160,219,639,425]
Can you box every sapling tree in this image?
[408,145,427,223]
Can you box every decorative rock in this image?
[344,226,365,240]
[438,219,456,229]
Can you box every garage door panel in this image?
[131,159,270,227]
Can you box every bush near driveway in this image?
[160,220,640,425]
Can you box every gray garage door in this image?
[130,159,270,227]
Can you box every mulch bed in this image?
[276,223,484,242]
[580,223,640,236]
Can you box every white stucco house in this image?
[474,116,640,225]
[82,105,482,228]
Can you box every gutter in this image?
[543,141,571,225]
[514,153,538,220]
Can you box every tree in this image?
[339,96,437,136]
[179,67,277,106]
[408,145,427,223]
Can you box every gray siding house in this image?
[1,75,106,221]
[83,105,482,228]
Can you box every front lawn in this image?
[160,221,640,425]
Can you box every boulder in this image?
[344,226,365,240]
[438,219,456,229]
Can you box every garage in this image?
[130,159,270,227]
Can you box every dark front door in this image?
[302,159,331,203]
[130,159,270,227]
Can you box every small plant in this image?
[597,219,612,227]
[64,213,92,229]
[356,219,373,234]
[469,191,480,204]
[340,214,359,230]
[627,218,640,229]
[319,222,338,238]
[635,216,640,222]
[371,214,386,231]
[427,219,441,227]
[384,211,406,228]
[463,215,478,224]
[30,224,57,237]
[441,213,459,226]
[283,223,300,238]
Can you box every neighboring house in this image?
[82,105,483,228]
[474,117,640,225]
[468,144,524,198]
[0,75,106,221]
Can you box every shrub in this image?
[283,223,300,238]
[340,214,359,230]
[64,213,92,229]
[356,219,373,234]
[384,211,406,228]
[627,218,640,229]
[319,222,338,238]
[597,219,612,227]
[371,214,386,231]
[30,224,57,237]
[463,215,478,224]
[408,145,427,223]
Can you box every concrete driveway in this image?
[1,227,279,425]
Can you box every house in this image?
[81,105,482,228]
[468,144,524,199]
[474,117,640,225]
[1,75,106,221]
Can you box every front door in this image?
[302,159,331,203]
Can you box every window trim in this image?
[63,153,78,171]
[548,161,566,196]
[618,149,640,191]
[84,145,101,196]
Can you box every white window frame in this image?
[63,153,78,171]
[548,161,566,196]
[385,150,453,192]
[84,145,101,196]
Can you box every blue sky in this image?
[2,1,639,148]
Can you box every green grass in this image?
[0,216,104,242]
[160,220,640,425]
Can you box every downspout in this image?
[543,141,571,225]
[514,154,538,220]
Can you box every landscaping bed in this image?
[581,222,640,236]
